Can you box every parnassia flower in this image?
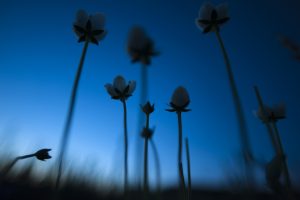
[105,75,136,101]
[73,10,106,45]
[166,86,191,112]
[34,149,52,161]
[141,127,155,139]
[127,26,159,65]
[141,101,155,115]
[255,103,286,123]
[196,3,229,33]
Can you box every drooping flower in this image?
[255,103,286,123]
[34,149,52,161]
[105,75,136,101]
[141,101,155,115]
[127,26,159,65]
[141,127,155,139]
[195,3,229,33]
[73,10,106,45]
[166,86,191,112]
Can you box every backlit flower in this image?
[73,10,106,45]
[127,26,159,65]
[255,103,286,123]
[166,86,190,112]
[105,75,136,101]
[141,127,155,139]
[195,3,229,33]
[34,149,52,161]
[141,101,155,115]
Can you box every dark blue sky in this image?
[0,0,300,188]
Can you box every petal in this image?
[90,13,105,30]
[94,30,107,41]
[75,9,89,28]
[199,2,215,20]
[127,26,149,51]
[273,103,286,118]
[105,83,118,97]
[128,80,136,95]
[171,86,190,107]
[216,3,229,20]
[113,75,127,92]
[195,18,208,31]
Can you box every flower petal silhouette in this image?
[167,86,190,112]
[35,149,52,161]
[105,75,136,101]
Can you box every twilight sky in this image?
[0,0,300,188]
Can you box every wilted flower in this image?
[195,3,229,33]
[105,75,136,101]
[73,9,106,45]
[34,149,52,161]
[166,86,191,112]
[141,101,155,115]
[255,103,286,123]
[127,26,159,65]
[141,127,155,139]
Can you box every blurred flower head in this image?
[73,9,106,45]
[105,75,136,101]
[34,149,51,161]
[195,3,229,33]
[255,103,286,123]
[127,26,159,65]
[141,101,155,115]
[141,127,155,139]
[167,86,191,112]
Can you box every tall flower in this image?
[167,86,190,199]
[195,3,229,33]
[56,9,106,190]
[196,3,254,186]
[105,75,136,194]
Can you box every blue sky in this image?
[0,0,300,188]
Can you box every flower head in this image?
[166,86,191,112]
[141,101,155,115]
[255,103,286,123]
[195,3,229,33]
[141,127,155,139]
[105,75,136,101]
[73,10,106,45]
[127,26,159,65]
[34,149,51,161]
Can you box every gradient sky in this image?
[0,0,300,188]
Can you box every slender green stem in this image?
[177,111,187,200]
[185,138,191,200]
[271,122,292,188]
[56,40,89,190]
[122,100,128,194]
[253,86,280,155]
[143,115,150,196]
[215,31,254,186]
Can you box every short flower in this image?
[105,75,136,101]
[255,103,286,123]
[195,3,229,33]
[166,86,191,112]
[127,26,159,65]
[34,149,52,161]
[141,127,155,139]
[141,101,155,115]
[73,10,106,45]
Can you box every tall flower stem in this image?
[122,99,129,194]
[177,111,187,200]
[150,139,161,193]
[143,114,150,198]
[271,122,292,188]
[215,30,254,186]
[3,154,35,175]
[185,138,192,200]
[56,39,89,190]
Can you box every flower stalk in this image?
[185,138,192,200]
[122,99,129,194]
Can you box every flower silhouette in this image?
[35,149,52,161]
[73,10,106,45]
[127,26,159,65]
[141,101,155,115]
[196,3,229,33]
[166,86,191,112]
[105,75,136,101]
[255,103,286,123]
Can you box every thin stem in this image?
[253,86,280,155]
[150,139,161,193]
[122,100,128,194]
[3,154,35,174]
[143,115,150,195]
[177,111,187,200]
[185,138,191,200]
[56,40,89,190]
[271,122,292,188]
[215,30,254,186]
